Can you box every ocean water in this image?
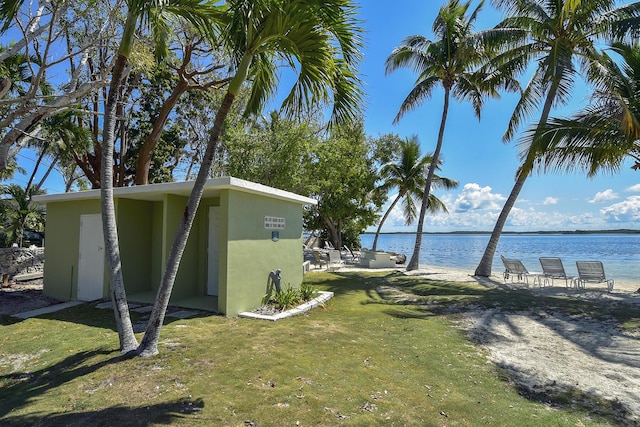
[359,233,640,283]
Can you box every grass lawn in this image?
[0,270,635,426]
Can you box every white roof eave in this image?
[32,176,318,206]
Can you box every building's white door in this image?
[207,206,220,296]
[77,214,105,301]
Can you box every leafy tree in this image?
[305,122,385,250]
[221,110,320,192]
[0,184,45,247]
[372,135,458,251]
[132,35,228,185]
[532,42,640,176]
[386,0,502,271]
[137,0,364,357]
[474,0,640,277]
[0,1,116,171]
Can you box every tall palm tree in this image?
[99,0,222,353]
[386,0,501,271]
[372,136,457,251]
[532,42,640,176]
[474,0,640,277]
[137,0,364,356]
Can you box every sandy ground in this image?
[399,265,640,425]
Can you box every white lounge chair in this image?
[500,255,541,286]
[539,257,573,287]
[575,261,614,292]
[327,249,345,271]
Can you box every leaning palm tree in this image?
[99,0,222,353]
[372,136,458,251]
[532,42,640,176]
[137,0,364,356]
[386,0,502,271]
[474,0,640,277]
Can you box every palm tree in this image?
[386,0,501,271]
[532,42,640,176]
[474,0,640,277]
[99,0,222,353]
[372,136,458,251]
[137,0,364,356]
[0,184,44,247]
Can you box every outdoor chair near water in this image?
[327,249,345,271]
[539,257,574,288]
[575,261,614,292]
[500,255,542,286]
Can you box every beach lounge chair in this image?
[312,250,327,269]
[500,255,541,286]
[575,261,614,292]
[539,257,573,287]
[327,249,345,271]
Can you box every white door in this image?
[207,206,220,296]
[77,214,105,301]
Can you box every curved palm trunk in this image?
[137,90,235,357]
[137,55,253,356]
[406,88,450,271]
[372,194,401,251]
[101,51,138,353]
[475,81,559,277]
[474,176,525,276]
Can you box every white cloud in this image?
[543,197,559,205]
[588,189,618,203]
[600,196,640,222]
[626,184,640,193]
[452,183,505,212]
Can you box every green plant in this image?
[299,282,315,301]
[270,285,301,311]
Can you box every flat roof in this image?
[32,176,318,205]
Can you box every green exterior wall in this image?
[117,199,153,293]
[42,199,102,301]
[40,185,306,316]
[221,190,304,316]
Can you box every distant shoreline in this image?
[363,229,640,235]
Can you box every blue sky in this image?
[357,0,640,232]
[9,1,640,233]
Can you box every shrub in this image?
[270,285,301,311]
[299,282,315,301]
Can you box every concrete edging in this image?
[238,290,333,321]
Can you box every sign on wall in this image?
[264,216,286,229]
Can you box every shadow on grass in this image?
[27,302,215,333]
[307,270,640,424]
[0,348,129,418]
[1,397,205,427]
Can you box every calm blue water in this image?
[360,233,640,282]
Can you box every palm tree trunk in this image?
[372,194,401,251]
[474,175,526,276]
[137,91,236,357]
[137,52,253,356]
[101,11,140,352]
[406,88,450,271]
[474,81,559,277]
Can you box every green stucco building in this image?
[33,177,316,316]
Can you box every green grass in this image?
[1,271,637,426]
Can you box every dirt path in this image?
[0,279,59,316]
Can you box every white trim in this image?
[32,176,317,206]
